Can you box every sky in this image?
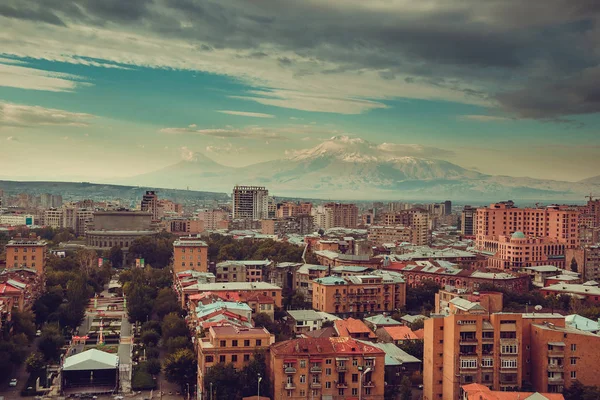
[0,0,599,183]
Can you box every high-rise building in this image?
[141,190,159,220]
[565,245,600,281]
[323,202,359,229]
[461,205,477,236]
[232,186,269,220]
[476,202,579,249]
[62,205,94,237]
[444,200,452,216]
[197,209,228,230]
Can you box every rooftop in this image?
[209,325,271,337]
[380,326,419,341]
[565,314,599,332]
[543,282,600,296]
[184,281,282,292]
[62,349,119,371]
[523,265,563,273]
[270,337,384,357]
[364,314,402,326]
[334,318,377,339]
[287,309,323,321]
[356,341,421,365]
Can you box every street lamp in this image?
[257,373,263,399]
[358,367,372,400]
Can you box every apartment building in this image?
[177,281,283,309]
[294,264,329,300]
[368,225,423,246]
[312,271,406,316]
[461,206,477,237]
[44,208,64,228]
[140,190,159,220]
[475,202,579,249]
[269,337,386,400]
[197,209,228,230]
[63,205,94,236]
[565,245,600,281]
[173,235,208,274]
[484,232,567,270]
[197,325,274,398]
[232,186,269,220]
[530,322,600,393]
[424,313,525,400]
[323,203,359,229]
[214,260,271,283]
[5,237,48,275]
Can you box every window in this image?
[352,374,358,382]
[501,359,518,369]
[352,388,358,396]
[570,358,577,365]
[244,340,250,346]
[300,375,306,384]
[338,389,345,396]
[231,355,238,362]
[325,368,331,376]
[326,359,332,364]
[300,360,306,368]
[219,355,226,363]
[501,345,518,354]
[571,371,577,379]
[481,358,493,367]
[220,340,226,347]
[571,344,577,352]
[232,340,238,347]
[256,339,262,346]
[205,355,214,363]
[460,359,477,369]
[244,354,250,362]
[325,382,331,389]
[365,388,371,395]
[352,359,358,366]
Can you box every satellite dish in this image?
[534,305,543,311]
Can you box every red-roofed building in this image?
[461,383,564,400]
[375,326,420,345]
[269,337,386,400]
[334,318,377,340]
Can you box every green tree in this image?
[11,310,36,340]
[203,362,241,400]
[141,320,162,336]
[398,340,424,361]
[146,358,162,376]
[127,280,153,323]
[161,312,188,342]
[166,336,192,354]
[405,280,440,312]
[25,352,46,374]
[108,246,124,268]
[570,257,579,273]
[141,330,161,347]
[38,325,65,362]
[410,318,425,331]
[153,288,181,319]
[164,349,197,391]
[384,369,400,400]
[239,352,270,398]
[399,375,412,400]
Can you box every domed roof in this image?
[511,231,526,239]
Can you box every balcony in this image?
[548,349,565,357]
[336,382,348,389]
[547,364,563,372]
[459,338,478,345]
[548,377,564,385]
[285,383,296,390]
[310,366,322,373]
[310,383,322,389]
[364,381,375,388]
[481,336,494,343]
[284,367,297,374]
[336,364,347,372]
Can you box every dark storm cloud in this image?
[2,0,600,119]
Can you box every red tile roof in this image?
[462,384,564,400]
[413,328,425,339]
[382,326,420,341]
[271,337,384,357]
[335,318,377,339]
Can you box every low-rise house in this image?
[287,310,323,335]
[357,341,421,388]
[400,314,428,328]
[540,281,600,304]
[376,326,420,345]
[364,314,403,332]
[334,317,377,340]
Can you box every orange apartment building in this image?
[476,202,579,250]
[312,272,406,316]
[197,325,274,398]
[483,232,567,270]
[172,235,208,274]
[424,313,525,400]
[323,203,359,229]
[269,337,386,400]
[5,237,48,275]
[530,322,600,393]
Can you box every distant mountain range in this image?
[0,180,228,203]
[128,136,600,201]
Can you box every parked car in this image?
[9,379,17,387]
[36,330,42,337]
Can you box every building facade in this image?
[173,236,208,274]
[483,232,567,270]
[461,206,477,237]
[269,337,386,400]
[232,186,269,220]
[323,203,359,229]
[5,237,48,275]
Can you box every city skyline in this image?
[1,1,600,184]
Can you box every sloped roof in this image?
[62,349,118,371]
[364,314,402,326]
[357,341,421,365]
[335,318,376,339]
[381,326,419,341]
[288,310,322,321]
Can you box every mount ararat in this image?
[128,136,599,201]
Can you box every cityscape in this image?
[2,1,600,400]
